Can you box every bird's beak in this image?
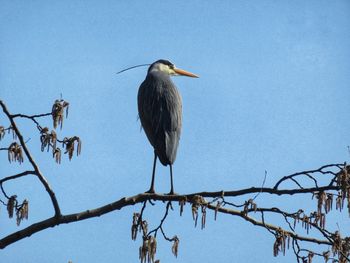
[173,68,199,78]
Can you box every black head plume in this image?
[116,64,151,75]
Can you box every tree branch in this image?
[206,203,331,245]
[0,171,36,184]
[190,185,340,198]
[0,171,36,201]
[0,101,61,217]
[11,113,51,130]
[11,113,52,119]
[273,164,341,189]
[0,189,341,249]
[148,201,176,241]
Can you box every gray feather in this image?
[137,71,182,166]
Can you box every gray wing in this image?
[137,72,182,165]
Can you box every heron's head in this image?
[148,59,198,78]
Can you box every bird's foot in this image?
[145,189,155,194]
[166,190,177,195]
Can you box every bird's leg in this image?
[168,164,175,195]
[146,152,157,193]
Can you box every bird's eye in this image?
[169,65,175,69]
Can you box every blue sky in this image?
[1,1,350,262]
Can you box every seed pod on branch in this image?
[331,235,350,263]
[51,130,57,150]
[336,166,350,201]
[63,101,69,118]
[331,231,342,256]
[325,193,333,214]
[63,136,82,160]
[302,214,310,234]
[148,236,157,263]
[243,198,257,216]
[53,148,62,164]
[191,203,198,227]
[0,126,5,140]
[52,100,64,129]
[322,250,330,263]
[191,195,204,227]
[171,236,179,258]
[178,197,186,216]
[139,238,147,263]
[201,205,206,229]
[139,236,157,263]
[315,191,327,216]
[16,199,29,226]
[40,128,51,152]
[273,228,289,257]
[7,195,17,218]
[52,99,69,129]
[8,142,24,164]
[141,220,148,237]
[308,251,314,263]
[131,213,140,241]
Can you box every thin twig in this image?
[251,170,268,201]
[0,170,36,184]
[273,164,344,190]
[148,201,172,239]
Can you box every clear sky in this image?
[1,1,350,262]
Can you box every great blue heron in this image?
[138,59,198,194]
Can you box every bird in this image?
[137,59,198,194]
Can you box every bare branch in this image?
[11,113,52,119]
[11,113,51,131]
[0,171,36,201]
[0,171,36,184]
[148,201,176,241]
[273,164,342,190]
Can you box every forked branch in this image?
[0,101,61,217]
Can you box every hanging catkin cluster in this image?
[38,100,82,163]
[52,99,69,129]
[7,142,23,164]
[6,195,29,226]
